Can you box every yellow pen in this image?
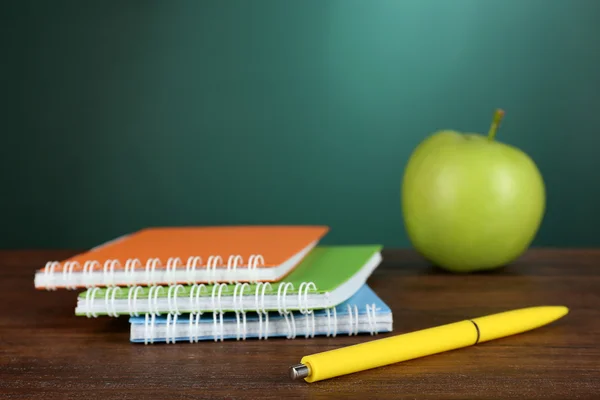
[289,306,568,383]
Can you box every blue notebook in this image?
[129,284,392,344]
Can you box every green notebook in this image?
[75,245,382,317]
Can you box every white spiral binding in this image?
[167,284,185,315]
[166,312,179,344]
[254,283,262,339]
[83,260,100,288]
[297,282,316,338]
[189,312,202,343]
[128,285,144,316]
[211,283,227,314]
[103,259,120,287]
[304,311,316,338]
[165,257,182,286]
[247,255,264,283]
[186,281,207,341]
[297,282,317,314]
[325,307,337,337]
[144,313,156,345]
[139,301,379,344]
[211,283,227,342]
[143,310,234,345]
[353,304,360,335]
[144,314,149,344]
[226,255,243,284]
[105,286,122,317]
[85,287,101,318]
[277,283,296,339]
[42,253,266,289]
[365,304,374,335]
[233,283,250,340]
[276,283,293,314]
[124,258,141,287]
[189,283,207,313]
[212,312,224,342]
[254,282,272,340]
[286,314,297,339]
[60,262,70,290]
[206,255,223,285]
[186,256,203,285]
[365,303,378,336]
[261,283,272,338]
[145,258,161,286]
[347,304,359,336]
[43,261,60,291]
[62,261,80,290]
[147,285,164,315]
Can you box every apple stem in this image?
[487,109,505,141]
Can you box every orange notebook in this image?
[34,225,329,290]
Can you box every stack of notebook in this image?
[34,226,393,343]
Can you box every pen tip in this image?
[289,364,310,380]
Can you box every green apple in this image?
[401,110,545,272]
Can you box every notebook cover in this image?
[35,225,329,289]
[75,245,382,316]
[129,284,393,342]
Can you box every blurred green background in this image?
[2,0,599,249]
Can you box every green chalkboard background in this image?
[2,0,599,248]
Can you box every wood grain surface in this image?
[0,249,598,399]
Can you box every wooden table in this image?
[1,249,598,399]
